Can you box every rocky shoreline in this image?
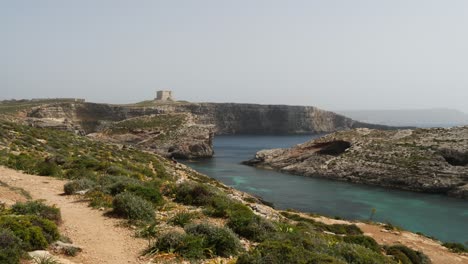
[243,127,468,199]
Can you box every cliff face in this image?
[244,127,468,198]
[25,101,391,135]
[131,102,392,135]
[22,101,393,159]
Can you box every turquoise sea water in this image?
[184,135,468,244]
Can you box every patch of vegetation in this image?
[168,211,200,227]
[185,223,243,257]
[0,229,22,264]
[64,178,97,195]
[0,215,59,251]
[86,190,114,208]
[385,245,431,264]
[150,223,242,259]
[11,200,61,224]
[112,192,155,222]
[173,182,216,206]
[107,114,186,135]
[442,242,468,253]
[237,228,392,264]
[342,235,380,252]
[226,203,276,242]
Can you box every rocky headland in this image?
[1,99,394,159]
[244,127,468,198]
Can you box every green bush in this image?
[152,224,242,260]
[342,235,380,252]
[98,175,140,195]
[442,242,468,253]
[204,195,234,217]
[185,223,242,257]
[168,211,199,227]
[86,190,114,208]
[330,243,394,264]
[36,161,61,176]
[0,215,59,251]
[64,178,96,195]
[64,167,96,180]
[152,230,184,253]
[112,192,155,222]
[11,200,61,224]
[237,234,346,264]
[173,182,216,206]
[227,203,276,242]
[0,229,22,264]
[7,153,38,174]
[126,184,164,206]
[385,245,431,264]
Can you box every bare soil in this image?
[0,166,147,264]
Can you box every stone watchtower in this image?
[155,90,174,101]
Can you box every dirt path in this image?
[312,216,468,264]
[0,166,147,264]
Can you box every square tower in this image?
[155,90,173,101]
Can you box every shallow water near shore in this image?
[184,135,468,244]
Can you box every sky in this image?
[1,0,468,112]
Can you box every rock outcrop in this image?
[244,127,468,198]
[88,113,214,159]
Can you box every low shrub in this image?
[0,215,59,251]
[330,243,394,264]
[185,223,242,257]
[173,182,216,206]
[227,203,276,242]
[168,211,199,227]
[86,190,113,208]
[151,230,184,253]
[237,233,345,264]
[442,242,468,253]
[204,195,234,217]
[100,176,140,195]
[112,192,155,222]
[11,200,62,224]
[151,224,242,260]
[385,245,431,264]
[36,161,61,177]
[64,178,96,195]
[64,167,96,180]
[342,235,380,252]
[126,184,164,206]
[0,229,22,264]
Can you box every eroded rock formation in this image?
[244,127,468,198]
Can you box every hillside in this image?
[2,121,465,263]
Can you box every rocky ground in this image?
[88,113,215,159]
[244,127,468,198]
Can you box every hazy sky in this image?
[2,1,468,112]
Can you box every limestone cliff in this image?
[20,100,393,159]
[244,127,468,198]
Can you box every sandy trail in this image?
[0,166,147,264]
